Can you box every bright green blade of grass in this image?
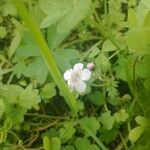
[13,0,76,112]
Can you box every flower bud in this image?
[87,62,95,70]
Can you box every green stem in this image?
[83,125,108,150]
[13,0,77,112]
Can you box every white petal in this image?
[73,63,83,71]
[67,80,75,91]
[81,69,91,81]
[63,69,73,80]
[75,80,86,93]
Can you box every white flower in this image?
[64,63,91,93]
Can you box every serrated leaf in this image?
[59,122,76,143]
[40,82,56,99]
[75,138,90,150]
[99,111,115,130]
[19,85,41,109]
[114,109,129,123]
[80,116,100,137]
[57,0,92,33]
[88,91,105,106]
[5,105,27,125]
[129,126,146,142]
[13,61,26,78]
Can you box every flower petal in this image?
[75,80,86,93]
[67,80,75,92]
[81,69,91,81]
[63,69,73,80]
[73,63,83,71]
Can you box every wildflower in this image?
[63,63,91,93]
[87,62,95,70]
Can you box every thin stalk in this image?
[13,0,76,112]
[83,125,108,150]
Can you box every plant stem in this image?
[13,0,77,112]
[83,125,108,150]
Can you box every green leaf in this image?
[8,30,22,59]
[19,85,41,109]
[55,49,79,61]
[0,84,23,104]
[13,61,26,78]
[88,91,105,106]
[62,145,75,150]
[0,99,6,119]
[114,109,129,123]
[39,0,72,28]
[13,44,40,62]
[57,0,92,33]
[129,126,146,142]
[75,138,100,150]
[39,0,72,16]
[53,53,72,72]
[40,10,70,29]
[24,57,48,84]
[47,25,70,49]
[99,111,115,130]
[0,129,7,144]
[99,128,118,144]
[142,0,150,8]
[102,40,116,52]
[89,145,100,150]
[2,2,17,16]
[80,116,100,137]
[40,82,56,99]
[43,136,51,150]
[0,26,7,38]
[53,49,79,72]
[126,28,150,53]
[88,46,100,58]
[59,122,76,143]
[5,105,27,125]
[75,138,90,150]
[135,116,150,126]
[128,9,139,28]
[51,137,61,150]
[95,53,110,72]
[143,11,150,27]
[4,118,12,130]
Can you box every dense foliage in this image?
[0,0,150,150]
